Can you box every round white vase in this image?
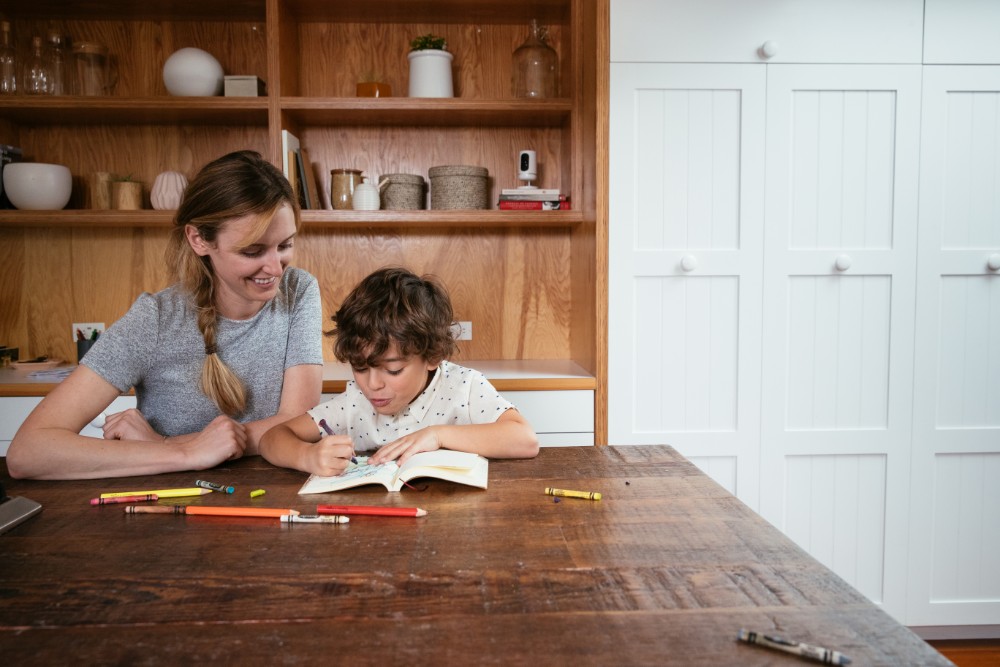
[163,47,224,96]
[407,49,454,98]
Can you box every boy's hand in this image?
[369,427,440,467]
[304,435,356,476]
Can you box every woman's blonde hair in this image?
[166,150,301,416]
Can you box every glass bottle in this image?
[44,31,69,95]
[512,19,558,99]
[0,21,16,94]
[25,36,51,95]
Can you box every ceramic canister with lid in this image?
[330,168,363,210]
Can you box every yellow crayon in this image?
[545,487,602,501]
[100,487,212,499]
[250,489,266,498]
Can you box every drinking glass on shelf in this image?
[44,31,69,95]
[24,36,52,95]
[0,21,18,94]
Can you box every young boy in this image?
[260,267,539,476]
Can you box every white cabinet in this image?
[0,395,136,456]
[609,63,765,506]
[610,1,1000,631]
[758,65,922,620]
[908,66,1000,627]
[924,0,1000,64]
[611,0,923,65]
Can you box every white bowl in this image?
[163,47,224,96]
[2,162,73,210]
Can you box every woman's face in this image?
[186,204,297,320]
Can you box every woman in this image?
[7,150,323,479]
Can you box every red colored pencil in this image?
[317,504,427,518]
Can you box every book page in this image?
[297,456,397,495]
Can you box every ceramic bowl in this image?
[163,47,224,96]
[2,162,73,210]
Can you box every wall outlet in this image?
[72,322,105,342]
[451,321,472,341]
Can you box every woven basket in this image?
[379,173,426,210]
[428,165,489,210]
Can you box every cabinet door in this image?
[924,0,1000,64]
[609,63,765,506]
[908,66,1000,626]
[759,65,921,620]
[611,0,923,64]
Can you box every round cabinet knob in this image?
[988,253,1000,271]
[758,40,779,60]
[680,255,698,272]
[835,254,853,272]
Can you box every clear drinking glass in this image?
[24,36,51,95]
[44,31,69,95]
[0,21,17,94]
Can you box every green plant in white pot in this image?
[408,33,453,98]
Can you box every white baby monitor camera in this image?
[517,149,537,187]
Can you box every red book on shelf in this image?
[498,199,571,210]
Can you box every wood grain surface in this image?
[0,445,951,666]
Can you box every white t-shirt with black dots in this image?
[306,360,514,452]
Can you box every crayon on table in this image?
[545,487,602,501]
[90,494,158,505]
[124,506,300,519]
[100,488,212,499]
[195,480,235,494]
[737,629,852,665]
[281,514,350,524]
[317,505,427,517]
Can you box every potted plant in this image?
[111,174,143,210]
[407,33,453,98]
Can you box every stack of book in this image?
[498,188,570,210]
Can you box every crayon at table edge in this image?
[90,494,158,505]
[737,628,852,665]
[101,488,212,499]
[545,487,602,501]
[317,505,427,517]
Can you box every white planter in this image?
[407,49,454,98]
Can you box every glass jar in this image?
[44,31,69,95]
[511,20,558,99]
[330,168,363,210]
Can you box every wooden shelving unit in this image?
[0,0,607,440]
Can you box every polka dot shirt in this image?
[306,360,515,453]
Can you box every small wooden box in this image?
[224,76,266,97]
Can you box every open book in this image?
[298,450,488,495]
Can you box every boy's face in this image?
[350,343,437,416]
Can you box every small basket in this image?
[379,173,426,210]
[428,165,489,210]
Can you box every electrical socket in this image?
[72,322,105,342]
[451,321,472,341]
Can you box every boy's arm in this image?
[259,412,355,476]
[369,408,539,467]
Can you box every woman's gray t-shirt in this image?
[82,267,323,436]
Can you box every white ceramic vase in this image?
[351,178,381,210]
[407,49,454,98]
[163,47,224,96]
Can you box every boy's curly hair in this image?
[328,267,458,368]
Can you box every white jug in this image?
[351,177,381,211]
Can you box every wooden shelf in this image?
[282,98,572,127]
[0,210,582,229]
[0,98,269,126]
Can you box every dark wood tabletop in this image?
[0,445,950,666]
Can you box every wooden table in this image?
[0,446,949,665]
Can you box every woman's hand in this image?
[102,408,162,442]
[179,415,249,469]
